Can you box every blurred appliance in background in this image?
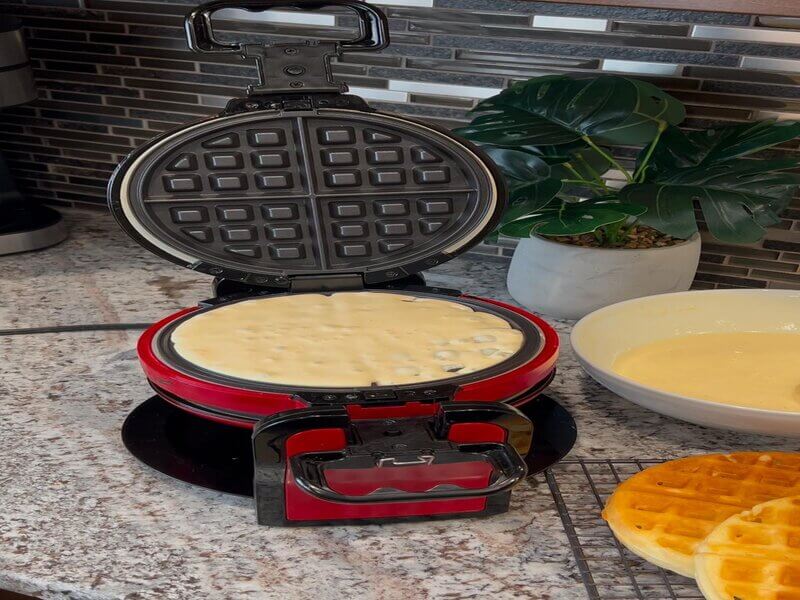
[0,15,66,256]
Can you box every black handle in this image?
[185,0,389,53]
[289,441,528,504]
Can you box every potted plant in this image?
[455,74,800,319]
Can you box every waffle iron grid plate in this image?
[110,108,501,288]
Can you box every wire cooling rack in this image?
[545,460,704,600]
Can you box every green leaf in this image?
[619,160,800,242]
[617,185,698,239]
[454,109,578,146]
[591,200,647,217]
[462,74,685,147]
[499,215,549,238]
[642,120,800,180]
[502,179,563,223]
[508,178,563,207]
[545,144,613,181]
[481,146,550,183]
[535,207,630,236]
[698,120,800,163]
[498,196,643,238]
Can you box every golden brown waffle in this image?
[695,495,800,600]
[601,453,800,578]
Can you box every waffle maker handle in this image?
[289,441,527,503]
[252,403,532,525]
[185,0,390,53]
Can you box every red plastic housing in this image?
[280,423,505,521]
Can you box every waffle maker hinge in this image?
[288,273,364,293]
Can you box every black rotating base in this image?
[122,395,577,497]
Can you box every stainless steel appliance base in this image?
[0,206,67,256]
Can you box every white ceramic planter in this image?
[506,233,702,320]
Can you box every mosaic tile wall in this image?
[2,0,800,289]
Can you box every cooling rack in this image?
[546,460,703,600]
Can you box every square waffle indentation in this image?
[261,205,298,220]
[376,220,411,236]
[268,243,305,260]
[163,174,202,193]
[221,225,257,242]
[325,170,361,187]
[251,150,289,169]
[375,200,409,216]
[205,152,243,170]
[369,169,405,186]
[266,224,301,240]
[333,222,368,238]
[366,147,402,165]
[248,129,285,146]
[321,149,358,166]
[210,174,248,191]
[216,206,253,222]
[170,207,207,223]
[330,202,365,218]
[781,565,800,585]
[414,166,451,184]
[418,198,452,215]
[318,126,355,145]
[335,242,370,257]
[255,173,293,189]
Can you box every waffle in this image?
[695,495,800,600]
[602,453,800,577]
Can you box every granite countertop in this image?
[1,209,796,600]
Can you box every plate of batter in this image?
[570,289,800,436]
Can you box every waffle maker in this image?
[110,0,572,526]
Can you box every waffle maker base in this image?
[122,392,577,503]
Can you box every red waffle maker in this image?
[109,0,565,526]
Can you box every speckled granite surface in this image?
[1,210,797,600]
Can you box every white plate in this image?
[570,289,800,437]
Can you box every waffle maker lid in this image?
[108,0,506,289]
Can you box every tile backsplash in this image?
[2,0,800,289]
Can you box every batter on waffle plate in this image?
[602,452,800,578]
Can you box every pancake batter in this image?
[612,332,800,412]
[170,292,525,387]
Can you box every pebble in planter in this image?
[456,74,800,319]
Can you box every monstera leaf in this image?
[619,160,800,242]
[476,146,561,243]
[481,146,550,183]
[539,143,613,181]
[455,75,685,147]
[499,197,645,238]
[479,146,562,205]
[478,141,610,179]
[640,120,800,181]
